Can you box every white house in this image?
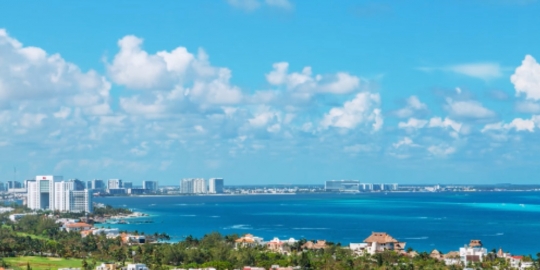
[510,256,534,270]
[459,240,487,266]
[126,263,149,270]
[363,232,406,254]
[349,243,369,255]
[235,234,264,248]
[266,237,297,254]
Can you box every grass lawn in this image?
[4,256,83,270]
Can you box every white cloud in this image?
[398,118,428,129]
[265,0,293,10]
[511,54,540,100]
[0,29,111,111]
[19,113,47,128]
[428,117,462,132]
[427,145,456,157]
[53,107,71,119]
[394,96,427,118]
[393,137,416,148]
[189,68,243,105]
[482,117,536,133]
[447,63,503,80]
[419,62,503,80]
[266,62,360,95]
[445,99,496,119]
[108,35,243,109]
[107,35,197,90]
[320,92,382,130]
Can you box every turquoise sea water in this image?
[94,192,540,255]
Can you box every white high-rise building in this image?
[193,178,207,194]
[54,181,74,211]
[142,180,158,191]
[208,178,224,194]
[71,189,93,213]
[27,175,63,210]
[181,179,194,193]
[108,179,122,189]
[27,175,92,213]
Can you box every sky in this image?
[1,0,540,185]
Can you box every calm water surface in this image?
[94,192,540,255]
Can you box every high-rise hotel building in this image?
[27,175,92,213]
[208,178,224,194]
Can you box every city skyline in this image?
[1,1,540,184]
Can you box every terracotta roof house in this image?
[408,251,419,258]
[443,251,460,259]
[469,240,483,247]
[301,240,327,250]
[64,222,92,232]
[363,232,406,254]
[235,234,264,248]
[430,249,443,260]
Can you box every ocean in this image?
[94,192,540,255]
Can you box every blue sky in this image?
[1,0,540,185]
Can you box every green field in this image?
[4,256,83,270]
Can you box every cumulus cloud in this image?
[320,92,382,130]
[482,117,537,133]
[266,62,361,95]
[107,35,193,89]
[428,117,462,132]
[427,145,456,157]
[511,55,540,100]
[394,96,428,118]
[108,35,243,110]
[393,137,416,149]
[0,29,111,113]
[398,118,427,129]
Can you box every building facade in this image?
[142,180,158,191]
[108,179,122,189]
[181,179,194,193]
[193,178,206,194]
[325,180,361,192]
[27,175,92,213]
[27,175,63,210]
[209,178,224,194]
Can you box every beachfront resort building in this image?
[142,180,158,191]
[235,234,264,248]
[108,179,122,189]
[126,264,149,270]
[325,180,398,192]
[209,178,224,193]
[363,232,406,254]
[301,240,328,250]
[181,178,208,194]
[459,240,488,265]
[325,180,361,192]
[267,237,298,254]
[27,175,93,213]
